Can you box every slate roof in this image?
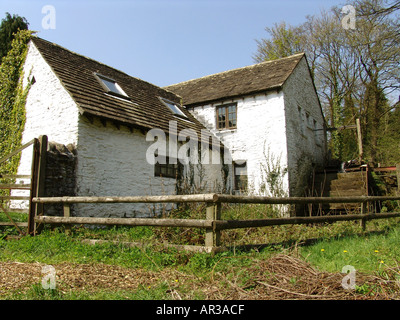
[164,53,305,106]
[30,37,206,136]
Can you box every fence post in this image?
[360,201,367,231]
[63,200,71,235]
[396,164,400,195]
[28,138,39,235]
[31,135,47,235]
[205,203,221,250]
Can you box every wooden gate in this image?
[0,135,47,236]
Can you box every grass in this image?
[1,205,400,300]
[6,282,172,300]
[300,220,400,273]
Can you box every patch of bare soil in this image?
[0,254,399,299]
[208,254,400,300]
[0,262,162,295]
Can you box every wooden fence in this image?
[0,136,47,235]
[32,193,400,252]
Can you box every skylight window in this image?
[95,73,130,100]
[160,97,188,119]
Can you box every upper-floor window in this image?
[94,73,130,100]
[216,103,237,129]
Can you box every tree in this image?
[253,22,304,62]
[347,0,400,164]
[253,0,400,165]
[355,0,400,16]
[0,12,29,62]
[254,11,360,160]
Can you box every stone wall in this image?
[44,142,77,216]
[15,40,228,218]
[282,57,327,197]
[12,41,80,209]
[187,92,289,196]
[75,116,227,218]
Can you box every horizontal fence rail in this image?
[27,193,400,252]
[33,194,219,204]
[214,212,400,230]
[0,184,31,190]
[213,194,400,204]
[35,216,213,228]
[33,194,400,204]
[0,136,48,236]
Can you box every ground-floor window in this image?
[154,155,178,178]
[234,161,247,192]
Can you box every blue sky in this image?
[1,0,348,87]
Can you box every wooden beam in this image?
[326,125,357,132]
[214,212,400,231]
[64,203,71,235]
[0,174,32,179]
[33,193,219,204]
[213,194,400,205]
[0,203,25,235]
[0,222,28,227]
[34,216,213,228]
[205,203,221,248]
[28,138,39,235]
[28,135,47,235]
[3,208,29,214]
[397,164,400,195]
[0,196,31,201]
[0,184,31,190]
[373,167,397,172]
[36,136,48,202]
[81,239,223,254]
[0,139,36,165]
[356,118,363,162]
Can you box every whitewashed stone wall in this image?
[15,42,323,218]
[75,116,174,217]
[186,57,327,198]
[14,42,227,217]
[75,116,227,217]
[11,42,80,209]
[187,92,289,196]
[282,57,327,196]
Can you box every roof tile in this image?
[164,53,305,106]
[31,37,206,136]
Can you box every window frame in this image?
[94,73,131,100]
[216,103,237,130]
[159,97,188,119]
[154,155,178,179]
[234,161,248,192]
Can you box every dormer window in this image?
[95,73,130,100]
[159,97,188,119]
